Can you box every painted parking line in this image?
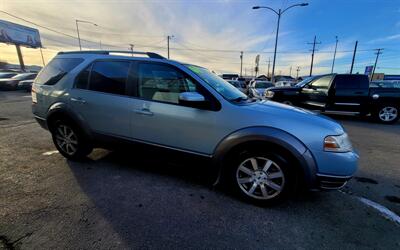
[358,196,400,225]
[23,95,31,98]
[42,150,59,156]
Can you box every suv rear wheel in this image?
[375,105,399,124]
[227,149,293,205]
[50,119,92,160]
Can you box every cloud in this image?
[368,34,400,44]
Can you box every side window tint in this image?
[35,58,84,85]
[310,76,332,89]
[334,75,364,89]
[138,63,199,104]
[89,61,130,95]
[75,66,90,89]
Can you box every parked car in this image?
[221,73,239,80]
[265,74,400,124]
[0,72,18,79]
[227,80,247,94]
[18,79,35,92]
[248,80,274,98]
[274,75,296,86]
[32,51,358,205]
[0,73,37,90]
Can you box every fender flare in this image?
[211,126,318,188]
[46,102,93,139]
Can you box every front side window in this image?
[309,75,333,89]
[35,58,83,85]
[88,61,130,95]
[138,63,199,104]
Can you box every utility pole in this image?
[240,51,243,77]
[296,66,300,79]
[350,40,358,74]
[371,48,383,81]
[331,36,338,73]
[129,44,134,56]
[289,66,292,76]
[15,45,25,72]
[39,47,45,66]
[308,35,321,76]
[167,35,174,59]
[267,58,271,78]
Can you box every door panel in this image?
[70,60,132,137]
[327,75,368,113]
[130,62,220,155]
[300,75,333,110]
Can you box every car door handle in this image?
[70,97,86,104]
[134,108,153,116]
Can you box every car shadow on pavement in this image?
[64,149,331,248]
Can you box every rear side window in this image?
[334,75,368,89]
[88,61,130,95]
[35,58,83,85]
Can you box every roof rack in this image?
[57,50,165,59]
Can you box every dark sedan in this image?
[0,73,37,91]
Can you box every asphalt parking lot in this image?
[1,91,399,249]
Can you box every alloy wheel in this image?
[379,107,398,122]
[55,124,78,155]
[236,157,285,200]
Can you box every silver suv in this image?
[32,51,359,205]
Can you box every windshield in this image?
[295,76,315,87]
[186,65,247,101]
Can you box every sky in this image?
[0,0,399,76]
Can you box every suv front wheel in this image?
[227,150,293,205]
[50,119,93,160]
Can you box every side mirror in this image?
[179,92,205,102]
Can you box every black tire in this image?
[50,119,93,160]
[374,105,399,124]
[226,149,294,206]
[282,100,293,106]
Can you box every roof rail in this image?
[57,50,165,59]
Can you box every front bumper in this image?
[317,174,352,189]
[311,149,359,189]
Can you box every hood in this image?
[241,100,345,145]
[0,78,17,83]
[267,86,301,92]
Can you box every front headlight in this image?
[265,90,274,98]
[324,133,352,152]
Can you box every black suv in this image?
[265,74,400,124]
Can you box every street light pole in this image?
[253,3,308,83]
[331,36,338,73]
[75,19,98,51]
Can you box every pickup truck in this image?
[264,74,400,124]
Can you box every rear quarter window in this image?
[35,58,84,85]
[334,75,369,89]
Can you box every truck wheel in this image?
[226,149,294,205]
[50,119,93,160]
[375,105,399,124]
[282,100,293,106]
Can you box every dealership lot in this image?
[1,91,399,249]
